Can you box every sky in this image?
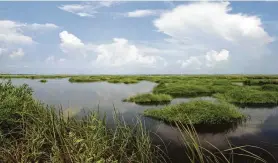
[0,1,278,74]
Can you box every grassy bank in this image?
[0,81,161,162]
[144,100,245,125]
[123,93,172,105]
[214,88,278,107]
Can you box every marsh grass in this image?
[144,100,245,125]
[261,84,278,92]
[152,83,214,97]
[0,80,163,163]
[68,76,140,84]
[39,79,47,83]
[177,122,276,163]
[214,88,278,106]
[123,93,172,105]
[244,79,278,86]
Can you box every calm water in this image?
[3,79,278,162]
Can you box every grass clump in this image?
[39,79,47,83]
[153,83,214,97]
[214,88,278,107]
[0,80,162,163]
[144,100,245,125]
[123,93,172,105]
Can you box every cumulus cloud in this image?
[58,31,166,69]
[0,20,59,45]
[9,48,24,58]
[60,31,84,49]
[177,56,202,69]
[177,49,229,70]
[59,31,93,57]
[154,2,274,72]
[126,10,162,18]
[154,2,273,45]
[94,38,166,68]
[0,20,34,44]
[205,49,229,62]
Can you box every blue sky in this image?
[0,1,278,74]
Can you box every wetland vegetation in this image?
[123,93,173,105]
[144,100,245,125]
[0,80,274,163]
[1,75,278,162]
[39,79,47,83]
[0,81,160,162]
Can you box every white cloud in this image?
[177,56,202,69]
[126,10,162,18]
[59,1,118,18]
[154,2,274,72]
[45,56,66,64]
[154,2,273,45]
[177,49,229,70]
[59,4,97,17]
[59,31,85,53]
[77,13,94,17]
[58,31,166,69]
[26,23,58,30]
[9,48,24,58]
[59,31,95,58]
[205,49,229,62]
[60,31,84,48]
[0,20,33,44]
[94,38,166,68]
[0,20,58,47]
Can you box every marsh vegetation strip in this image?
[39,79,47,83]
[214,87,278,106]
[123,93,173,104]
[144,100,245,125]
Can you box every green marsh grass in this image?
[214,88,278,107]
[144,100,245,125]
[0,80,163,163]
[39,79,47,83]
[152,83,214,97]
[244,79,278,86]
[261,84,278,92]
[176,122,276,163]
[123,93,172,105]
